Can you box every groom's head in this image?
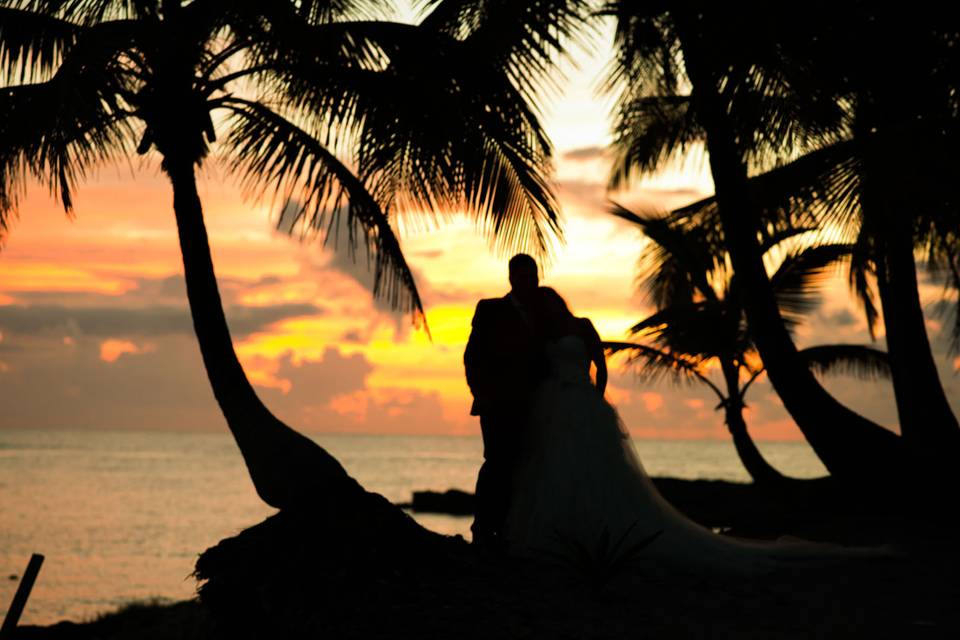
[509,254,539,303]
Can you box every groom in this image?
[464,253,546,548]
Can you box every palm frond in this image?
[221,97,426,324]
[924,229,960,354]
[610,203,719,307]
[672,141,862,242]
[231,10,399,80]
[757,225,818,255]
[627,302,742,362]
[255,18,562,257]
[364,47,559,255]
[770,243,851,326]
[603,2,685,98]
[847,227,880,339]
[605,340,724,399]
[291,0,388,23]
[0,6,79,83]
[730,61,848,174]
[609,94,702,188]
[19,0,157,23]
[0,51,134,234]
[419,0,595,108]
[800,344,891,380]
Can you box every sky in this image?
[2,9,960,443]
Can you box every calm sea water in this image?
[0,429,826,625]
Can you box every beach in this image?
[1,429,829,626]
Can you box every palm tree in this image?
[606,206,892,485]
[670,5,960,473]
[0,0,586,513]
[767,5,960,467]
[601,1,902,480]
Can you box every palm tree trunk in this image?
[164,155,364,510]
[719,362,787,485]
[673,16,901,480]
[854,88,960,462]
[871,196,960,461]
[851,33,960,468]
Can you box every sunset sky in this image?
[2,10,959,443]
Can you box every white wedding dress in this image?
[504,334,883,576]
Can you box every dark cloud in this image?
[555,180,610,220]
[8,274,248,307]
[0,302,323,339]
[820,308,860,328]
[227,304,324,336]
[261,351,465,435]
[0,328,457,434]
[340,329,364,343]
[558,179,606,201]
[638,187,704,199]
[563,146,607,161]
[255,275,284,286]
[276,198,419,332]
[603,342,935,446]
[608,188,706,216]
[0,340,24,354]
[555,181,708,223]
[156,275,188,299]
[0,335,223,430]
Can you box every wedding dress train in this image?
[503,335,886,575]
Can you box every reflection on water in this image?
[0,429,826,624]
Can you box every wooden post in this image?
[1,554,44,638]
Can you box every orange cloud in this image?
[99,339,141,363]
[1,66,935,443]
[640,391,664,412]
[329,391,369,422]
[2,263,133,294]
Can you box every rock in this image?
[408,489,475,516]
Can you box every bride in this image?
[504,286,887,575]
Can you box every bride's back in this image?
[545,332,592,384]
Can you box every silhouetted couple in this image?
[464,253,606,551]
[464,254,892,574]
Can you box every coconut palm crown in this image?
[0,0,589,510]
[607,205,892,484]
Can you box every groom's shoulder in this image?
[472,296,510,320]
[476,295,510,310]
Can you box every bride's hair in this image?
[536,286,575,337]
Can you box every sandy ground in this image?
[12,478,960,639]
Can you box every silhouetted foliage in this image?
[537,521,662,591]
[607,205,892,482]
[600,1,908,479]
[0,0,583,510]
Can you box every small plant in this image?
[535,520,663,590]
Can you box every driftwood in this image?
[1,554,44,639]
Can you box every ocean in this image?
[0,429,827,625]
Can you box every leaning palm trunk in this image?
[860,141,960,466]
[724,405,788,486]
[874,215,960,457]
[0,0,578,517]
[674,18,901,480]
[166,155,366,511]
[719,361,787,485]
